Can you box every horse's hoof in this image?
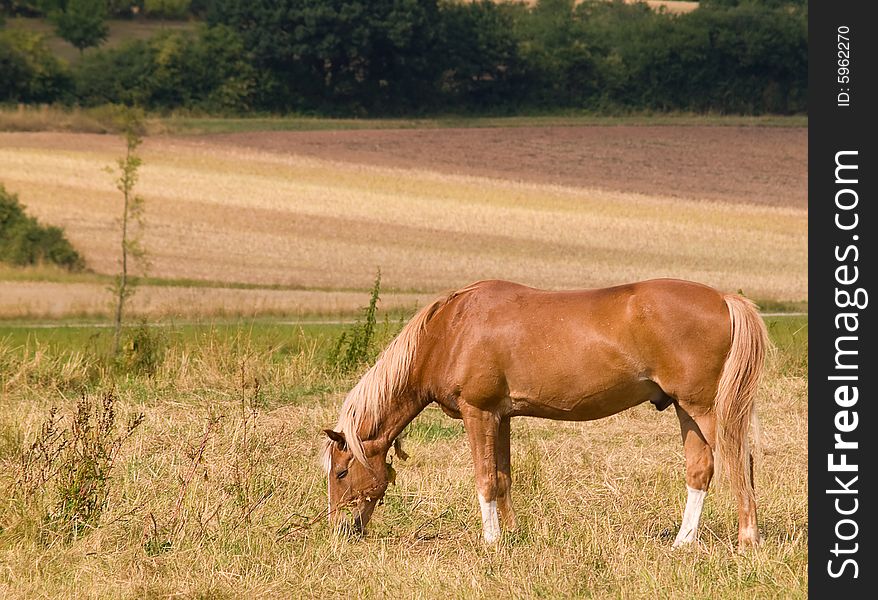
[337,521,365,538]
[737,535,763,553]
[672,539,703,551]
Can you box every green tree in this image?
[74,26,255,111]
[108,110,147,358]
[208,0,442,113]
[513,0,602,108]
[437,1,526,109]
[52,0,109,56]
[700,0,806,7]
[0,29,71,102]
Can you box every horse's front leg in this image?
[462,406,501,544]
[497,416,517,531]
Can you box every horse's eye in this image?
[336,469,348,480]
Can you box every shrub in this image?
[513,0,604,109]
[0,29,71,103]
[329,270,383,373]
[208,0,443,114]
[581,1,807,113]
[143,0,192,20]
[0,184,85,271]
[118,321,166,377]
[5,0,807,114]
[72,38,154,106]
[74,25,255,112]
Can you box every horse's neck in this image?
[370,393,430,449]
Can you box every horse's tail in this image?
[714,294,769,509]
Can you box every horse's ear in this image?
[393,437,409,461]
[323,429,347,449]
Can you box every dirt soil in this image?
[204,125,807,209]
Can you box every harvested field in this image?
[0,281,427,320]
[0,125,806,319]
[642,0,699,13]
[204,126,807,209]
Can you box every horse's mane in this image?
[322,284,478,470]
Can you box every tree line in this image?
[1,0,807,115]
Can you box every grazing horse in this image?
[322,279,767,550]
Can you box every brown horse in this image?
[322,279,768,550]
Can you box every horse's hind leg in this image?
[496,417,517,531]
[673,404,715,548]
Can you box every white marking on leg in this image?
[673,486,706,548]
[739,524,761,547]
[478,494,501,544]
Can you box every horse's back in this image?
[448,278,729,337]
[419,279,733,418]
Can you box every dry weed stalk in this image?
[227,358,287,528]
[9,391,144,543]
[143,414,221,555]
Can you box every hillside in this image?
[0,123,806,319]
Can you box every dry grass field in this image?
[0,120,807,598]
[0,314,806,599]
[0,125,806,320]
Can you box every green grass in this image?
[764,315,808,378]
[0,104,807,135]
[162,112,808,135]
[0,315,807,598]
[754,298,809,314]
[0,321,346,355]
[1,317,804,387]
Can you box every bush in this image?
[74,25,255,112]
[143,0,192,20]
[0,184,85,271]
[512,0,603,109]
[605,3,807,113]
[0,29,71,103]
[328,270,383,373]
[437,1,529,109]
[118,321,166,377]
[71,38,153,106]
[50,0,110,54]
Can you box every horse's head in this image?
[322,429,392,535]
